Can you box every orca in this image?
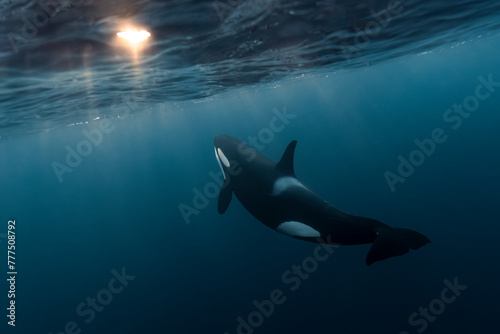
[214,135,430,265]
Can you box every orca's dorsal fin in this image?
[276,140,297,176]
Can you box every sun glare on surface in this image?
[117,29,151,44]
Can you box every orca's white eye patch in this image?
[214,147,226,179]
[276,221,320,237]
[217,148,230,167]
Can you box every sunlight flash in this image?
[117,29,151,44]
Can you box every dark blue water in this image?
[1,1,500,333]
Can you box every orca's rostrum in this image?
[214,135,430,265]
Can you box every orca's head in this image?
[213,135,253,179]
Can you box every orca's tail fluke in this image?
[366,227,430,265]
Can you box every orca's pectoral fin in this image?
[366,228,430,265]
[277,140,297,176]
[217,179,233,214]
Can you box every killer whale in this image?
[214,135,430,265]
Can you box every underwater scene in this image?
[1,0,500,333]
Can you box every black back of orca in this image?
[213,135,430,265]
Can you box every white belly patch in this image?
[276,221,320,237]
[272,177,308,196]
